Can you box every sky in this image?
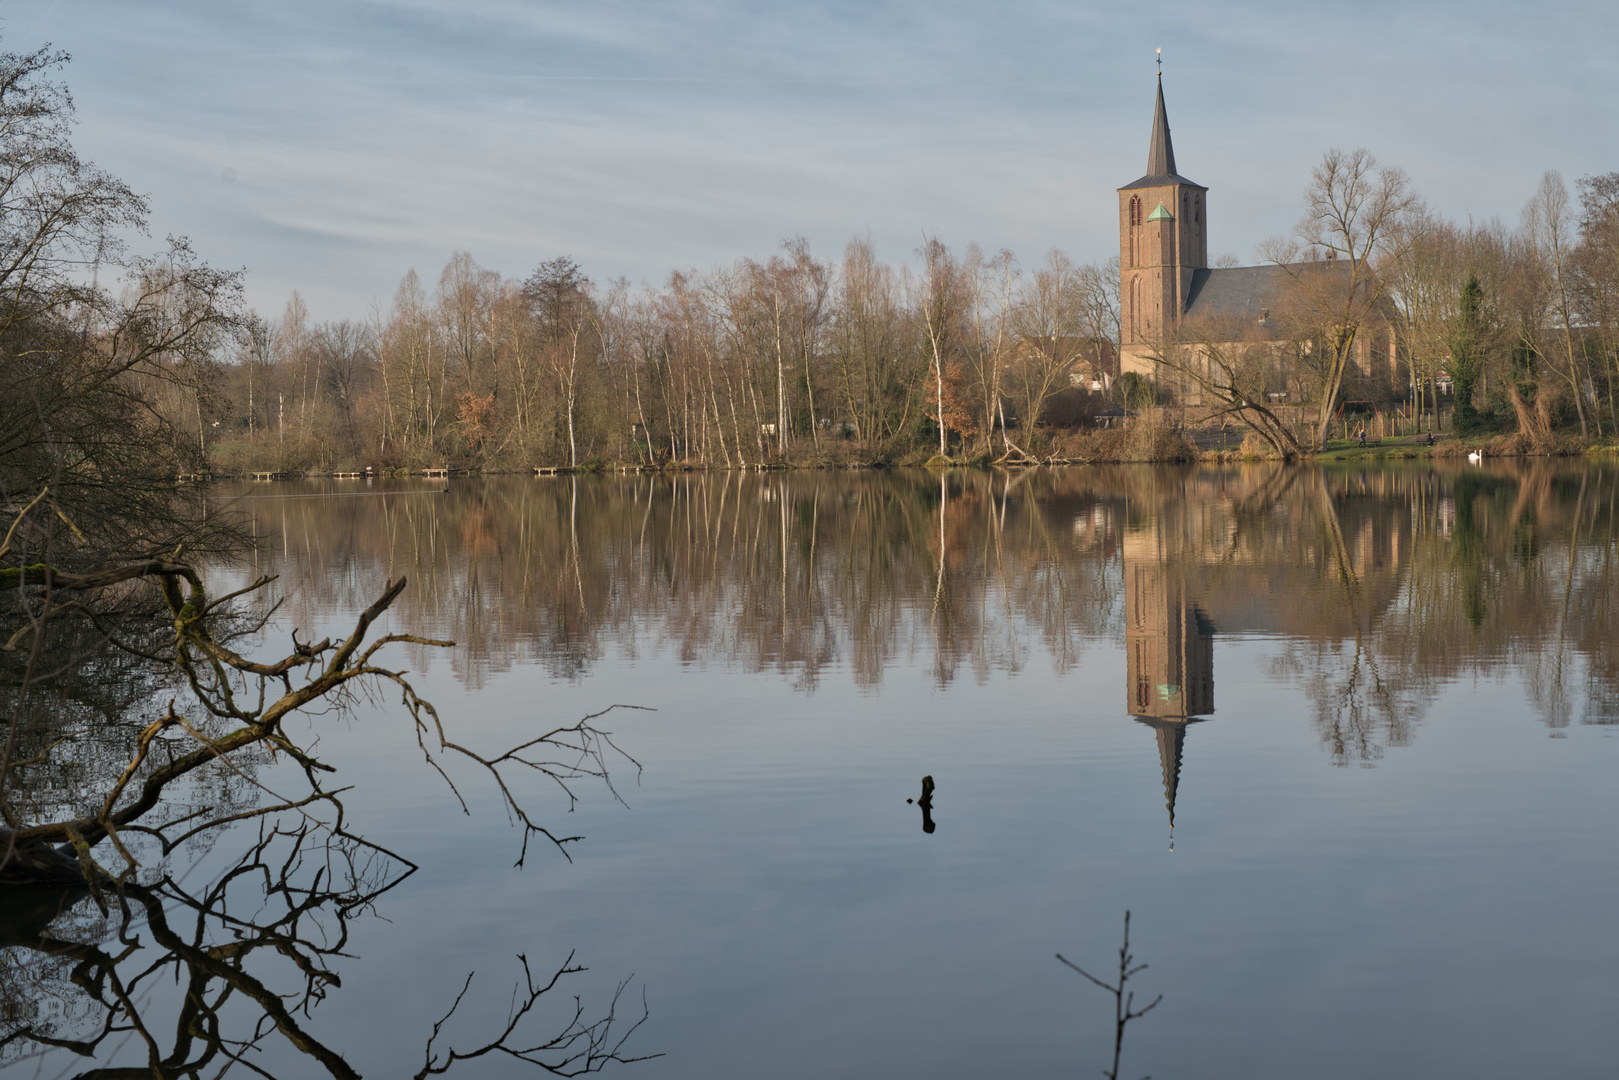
[4,0,1616,321]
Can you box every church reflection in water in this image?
[1123,527,1214,850]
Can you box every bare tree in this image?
[915,236,967,457]
[1077,257,1122,386]
[0,46,146,336]
[1523,171,1593,436]
[278,291,314,441]
[1145,324,1306,457]
[1386,206,1466,429]
[1009,249,1090,451]
[315,318,372,449]
[526,257,596,468]
[1057,911,1162,1080]
[1260,148,1415,449]
[787,239,830,447]
[373,270,438,456]
[830,235,911,446]
[438,252,499,397]
[1577,173,1619,431]
[963,245,1018,456]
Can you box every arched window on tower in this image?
[1129,196,1142,266]
[1194,194,1201,223]
[1130,276,1141,338]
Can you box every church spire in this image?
[1146,73,1177,179]
[1132,717,1188,833]
[1152,718,1183,830]
[1118,67,1201,190]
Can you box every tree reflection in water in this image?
[238,463,1619,769]
[0,496,656,1077]
[8,462,1597,1072]
[0,819,656,1077]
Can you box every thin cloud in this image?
[5,0,1614,319]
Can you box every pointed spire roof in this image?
[1119,74,1205,192]
[1153,719,1183,829]
[1147,75,1176,177]
[1135,717,1202,832]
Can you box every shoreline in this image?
[192,436,1619,483]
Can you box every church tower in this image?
[1118,74,1207,362]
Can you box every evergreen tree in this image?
[1448,273,1486,432]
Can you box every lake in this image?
[15,463,1619,1078]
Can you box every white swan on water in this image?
[1467,450,1482,464]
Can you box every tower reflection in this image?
[1123,526,1214,850]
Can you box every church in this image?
[1114,74,1402,408]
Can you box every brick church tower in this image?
[1118,74,1207,366]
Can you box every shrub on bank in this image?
[1049,422,1198,463]
[1419,431,1587,459]
[791,440,890,469]
[1241,432,1279,460]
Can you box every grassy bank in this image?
[1294,431,1619,463]
[198,425,1619,479]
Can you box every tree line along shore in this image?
[169,162,1619,475]
[6,38,1619,520]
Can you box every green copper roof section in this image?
[1147,202,1174,222]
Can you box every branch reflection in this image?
[0,821,655,1077]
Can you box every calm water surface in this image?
[172,466,1619,1075]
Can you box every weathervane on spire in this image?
[1156,47,1162,78]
